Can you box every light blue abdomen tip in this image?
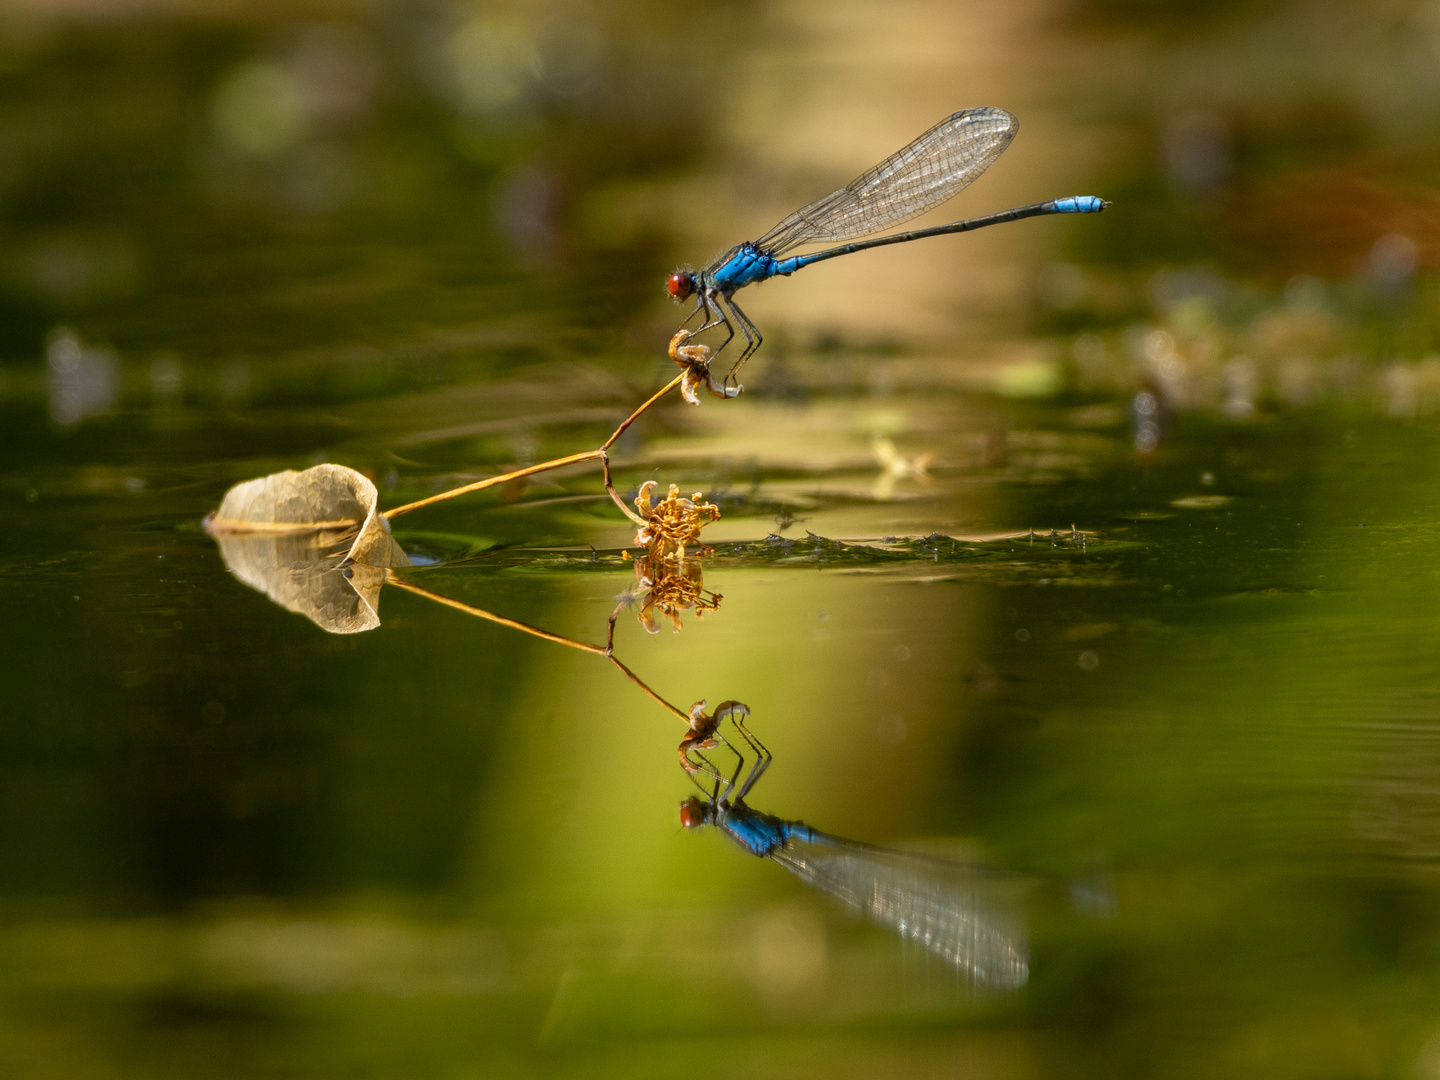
[1050,196,1110,213]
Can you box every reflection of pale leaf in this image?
[204,464,411,634]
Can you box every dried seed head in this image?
[669,329,741,404]
[634,482,721,562]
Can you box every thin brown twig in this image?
[601,373,684,451]
[204,517,359,534]
[386,571,691,725]
[603,451,646,526]
[378,367,703,729]
[381,373,685,522]
[382,450,602,521]
[385,573,609,655]
[606,654,691,723]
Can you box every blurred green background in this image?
[8,1,1440,1077]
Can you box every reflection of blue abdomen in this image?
[723,807,820,856]
[723,810,789,856]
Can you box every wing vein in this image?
[769,839,1028,987]
[753,107,1018,256]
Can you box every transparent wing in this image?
[753,108,1018,256]
[769,835,1028,988]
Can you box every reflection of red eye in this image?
[667,273,694,300]
[679,797,705,828]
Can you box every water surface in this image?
[7,3,1440,1078]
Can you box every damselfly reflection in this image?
[680,714,1029,988]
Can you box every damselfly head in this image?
[679,796,709,829]
[666,271,695,301]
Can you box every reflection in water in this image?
[17,2,1440,1074]
[204,464,410,634]
[629,555,721,634]
[46,328,119,427]
[871,435,934,500]
[382,573,702,746]
[677,699,754,782]
[202,456,740,788]
[681,709,1028,988]
[314,560,1025,982]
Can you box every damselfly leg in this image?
[679,705,736,791]
[701,299,736,360]
[676,285,747,375]
[677,701,767,805]
[684,747,740,804]
[680,292,713,332]
[722,295,764,383]
[725,706,772,802]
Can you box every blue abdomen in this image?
[1048,196,1107,214]
[710,244,779,291]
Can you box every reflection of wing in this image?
[753,108,1018,256]
[769,835,1028,988]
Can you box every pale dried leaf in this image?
[204,464,411,634]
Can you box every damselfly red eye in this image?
[679,797,705,828]
[666,272,695,301]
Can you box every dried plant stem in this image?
[606,654,690,723]
[600,374,684,451]
[385,571,690,724]
[603,452,647,526]
[382,373,685,521]
[386,574,609,655]
[382,450,602,520]
[204,518,360,535]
